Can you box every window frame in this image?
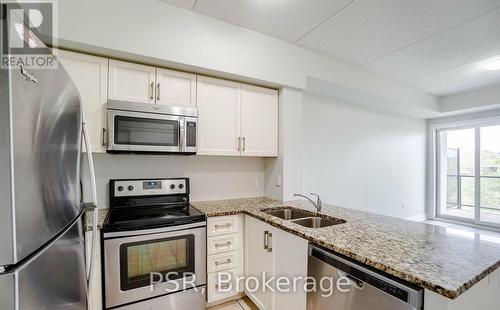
[429,115,500,230]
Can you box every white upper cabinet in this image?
[59,52,278,157]
[197,76,241,156]
[108,60,156,103]
[197,76,279,157]
[241,84,278,157]
[57,49,108,153]
[156,68,196,107]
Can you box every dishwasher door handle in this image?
[337,270,365,289]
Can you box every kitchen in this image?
[1,0,500,310]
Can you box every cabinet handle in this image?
[157,83,160,101]
[242,137,246,151]
[214,223,232,229]
[215,258,232,266]
[214,241,232,248]
[267,232,273,253]
[264,230,269,250]
[101,128,107,146]
[150,82,154,100]
[237,137,241,152]
[216,283,231,290]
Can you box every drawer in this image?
[208,234,239,255]
[207,251,239,273]
[207,268,241,303]
[207,215,239,236]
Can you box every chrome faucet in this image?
[294,193,322,213]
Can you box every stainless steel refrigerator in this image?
[0,6,98,310]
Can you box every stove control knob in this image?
[128,185,134,191]
[117,186,124,192]
[178,184,184,189]
[170,184,176,190]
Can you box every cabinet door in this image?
[108,59,155,103]
[156,68,196,107]
[197,76,241,156]
[271,227,308,310]
[240,84,278,157]
[57,50,108,153]
[245,215,274,310]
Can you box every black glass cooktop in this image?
[104,204,206,232]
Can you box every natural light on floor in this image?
[437,124,500,226]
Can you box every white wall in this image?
[82,154,265,209]
[302,94,427,218]
[264,87,304,201]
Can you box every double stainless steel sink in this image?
[264,208,345,228]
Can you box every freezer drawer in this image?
[307,246,423,310]
[0,216,87,310]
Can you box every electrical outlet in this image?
[252,178,258,189]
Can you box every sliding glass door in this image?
[479,125,500,224]
[436,124,500,227]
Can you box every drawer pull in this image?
[214,259,232,266]
[267,232,273,253]
[214,223,232,229]
[214,241,232,248]
[216,283,231,290]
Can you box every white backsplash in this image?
[81,154,265,208]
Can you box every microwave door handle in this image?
[179,118,185,152]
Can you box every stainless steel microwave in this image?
[107,100,197,154]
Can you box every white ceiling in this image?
[159,0,500,96]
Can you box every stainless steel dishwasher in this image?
[307,245,423,310]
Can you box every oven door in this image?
[103,223,207,308]
[107,110,182,152]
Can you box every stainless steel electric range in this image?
[102,178,206,310]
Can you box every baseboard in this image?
[405,213,427,222]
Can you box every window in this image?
[436,123,500,227]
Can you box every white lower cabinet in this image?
[85,230,103,310]
[244,216,274,309]
[244,215,308,310]
[207,215,245,306]
[207,267,241,303]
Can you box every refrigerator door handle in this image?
[81,107,98,292]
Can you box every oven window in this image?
[119,235,195,291]
[114,116,179,146]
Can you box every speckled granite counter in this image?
[84,208,109,231]
[193,197,500,300]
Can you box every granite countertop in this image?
[192,197,500,300]
[84,208,109,231]
[85,197,500,299]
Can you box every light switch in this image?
[276,175,281,187]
